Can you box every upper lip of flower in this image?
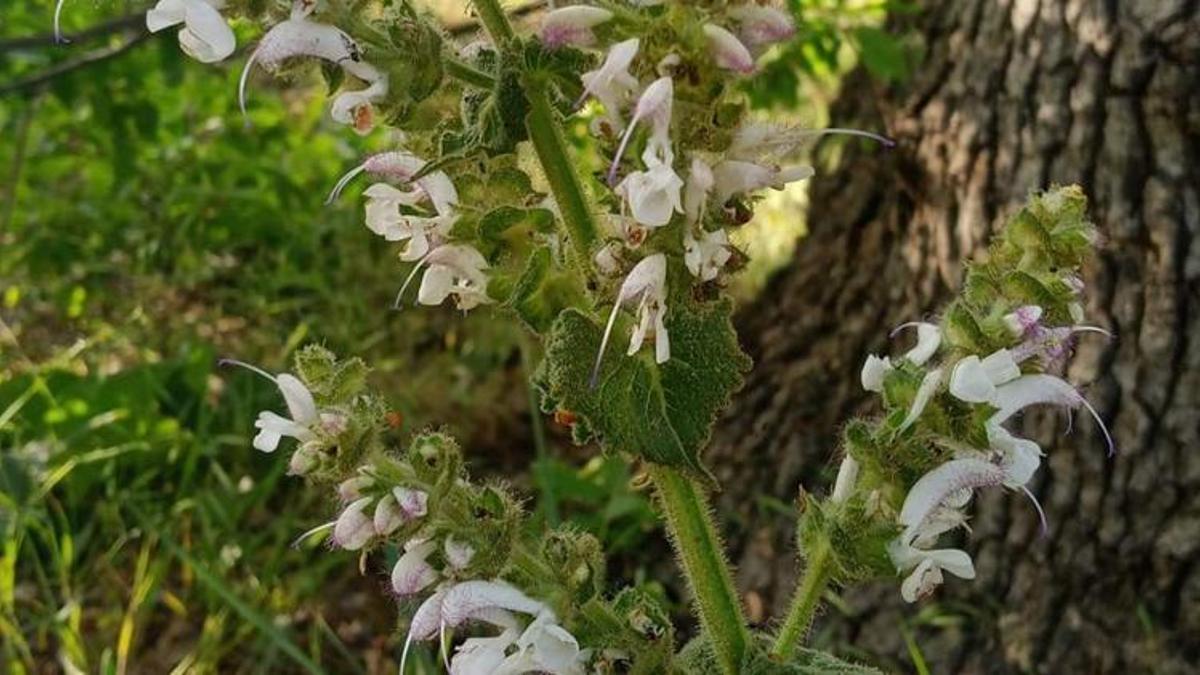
[146,0,237,63]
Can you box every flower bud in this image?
[391,540,438,596]
[332,497,375,550]
[538,6,613,48]
[702,24,756,74]
[372,493,404,535]
[337,475,374,501]
[287,442,322,476]
[393,487,429,520]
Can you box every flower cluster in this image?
[799,186,1112,604]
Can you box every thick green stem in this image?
[469,0,516,44]
[648,465,748,675]
[770,539,832,661]
[524,80,599,261]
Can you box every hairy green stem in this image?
[469,0,516,44]
[443,53,495,89]
[524,79,599,261]
[770,539,832,661]
[648,465,748,675]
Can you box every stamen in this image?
[326,163,367,204]
[290,521,335,548]
[1019,485,1049,536]
[812,127,896,147]
[399,630,416,675]
[54,0,69,44]
[393,256,429,310]
[439,621,451,671]
[218,358,278,383]
[590,296,626,389]
[238,45,263,121]
[1077,394,1116,456]
[607,115,641,186]
[1071,325,1113,339]
[889,321,921,338]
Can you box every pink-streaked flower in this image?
[437,580,548,630]
[609,76,676,184]
[948,349,1021,403]
[728,5,796,50]
[239,13,382,117]
[711,160,813,204]
[891,321,941,366]
[330,151,459,215]
[391,539,438,596]
[684,227,732,281]
[989,374,1114,455]
[394,486,428,519]
[539,6,613,48]
[1003,305,1044,336]
[332,497,375,550]
[580,38,640,135]
[592,254,669,385]
[702,24,756,73]
[860,354,893,392]
[898,459,1008,544]
[146,0,236,63]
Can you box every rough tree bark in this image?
[711,1,1200,673]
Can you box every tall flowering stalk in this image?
[58,0,1113,671]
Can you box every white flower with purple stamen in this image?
[238,8,384,122]
[580,38,641,135]
[539,6,614,48]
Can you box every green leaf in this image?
[539,299,750,479]
[504,246,586,333]
[852,27,909,82]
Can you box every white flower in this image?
[404,244,492,311]
[989,374,1114,455]
[391,540,439,596]
[860,354,893,392]
[888,540,976,603]
[986,422,1042,488]
[615,163,684,228]
[683,158,714,225]
[330,151,459,217]
[362,184,455,261]
[684,228,732,281]
[892,321,941,366]
[239,14,382,117]
[332,497,375,550]
[898,458,1008,545]
[330,76,390,135]
[220,359,324,453]
[592,254,669,384]
[539,6,613,48]
[898,367,943,432]
[593,241,624,276]
[702,24,756,73]
[948,349,1021,403]
[496,612,587,674]
[579,38,641,134]
[728,5,796,49]
[451,627,520,675]
[711,160,813,204]
[727,121,895,163]
[609,77,676,183]
[146,0,236,63]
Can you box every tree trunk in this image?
[711,1,1200,672]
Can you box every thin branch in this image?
[0,14,145,53]
[0,30,153,98]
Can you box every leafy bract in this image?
[539,299,749,480]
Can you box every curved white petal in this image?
[391,540,438,596]
[439,580,547,629]
[897,322,941,366]
[332,497,375,550]
[275,373,318,425]
[949,355,995,403]
[860,354,892,392]
[899,458,1006,542]
[898,367,943,432]
[146,0,187,32]
[702,23,755,73]
[179,0,235,63]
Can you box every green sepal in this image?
[539,299,750,480]
[293,344,368,405]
